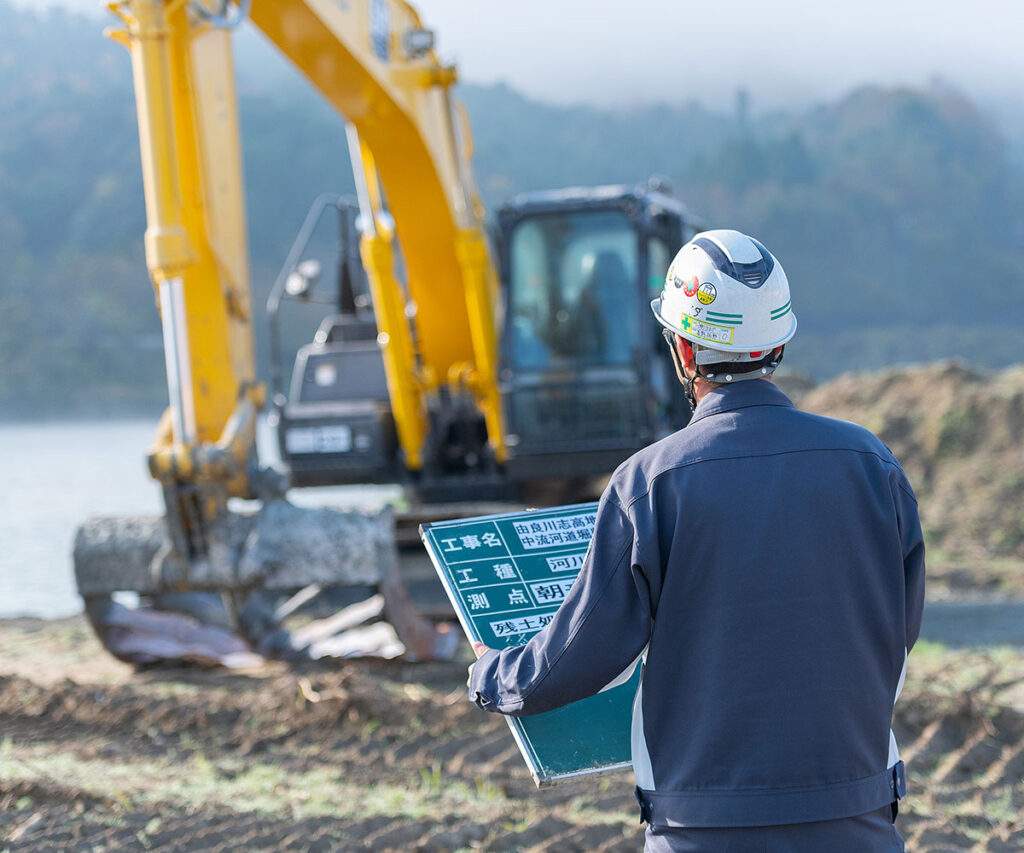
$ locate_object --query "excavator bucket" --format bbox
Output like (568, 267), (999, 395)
(73, 501), (456, 666)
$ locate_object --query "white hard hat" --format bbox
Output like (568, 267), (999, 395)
(651, 229), (796, 357)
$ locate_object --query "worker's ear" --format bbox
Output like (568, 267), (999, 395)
(676, 336), (696, 374)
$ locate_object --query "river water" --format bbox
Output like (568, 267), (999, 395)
(0, 418), (398, 619)
(0, 420), (162, 617)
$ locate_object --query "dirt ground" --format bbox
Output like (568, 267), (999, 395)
(1, 617), (1023, 852)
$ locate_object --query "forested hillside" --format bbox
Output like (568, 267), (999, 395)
(1, 2), (1022, 416)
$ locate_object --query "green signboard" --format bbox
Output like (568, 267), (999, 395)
(420, 503), (640, 786)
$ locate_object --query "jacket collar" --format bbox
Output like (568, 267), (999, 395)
(687, 379), (795, 426)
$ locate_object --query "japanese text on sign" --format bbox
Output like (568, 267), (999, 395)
(529, 579), (575, 604)
(512, 513), (596, 551)
(546, 553), (585, 573)
(439, 532), (502, 554)
(490, 613), (555, 638)
(421, 504), (598, 650)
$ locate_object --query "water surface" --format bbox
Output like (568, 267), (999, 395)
(0, 418), (397, 618)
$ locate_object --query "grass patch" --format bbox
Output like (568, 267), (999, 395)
(0, 741), (517, 823)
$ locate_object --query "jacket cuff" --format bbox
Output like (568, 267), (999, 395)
(468, 648), (500, 710)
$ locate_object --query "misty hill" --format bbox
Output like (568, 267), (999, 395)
(1, 2), (1023, 416)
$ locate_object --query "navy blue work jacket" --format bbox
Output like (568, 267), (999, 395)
(469, 380), (925, 828)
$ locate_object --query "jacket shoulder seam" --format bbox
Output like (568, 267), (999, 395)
(622, 446), (907, 511)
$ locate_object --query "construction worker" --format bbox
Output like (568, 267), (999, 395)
(468, 230), (924, 852)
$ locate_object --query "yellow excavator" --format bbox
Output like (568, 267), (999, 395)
(74, 0), (700, 664)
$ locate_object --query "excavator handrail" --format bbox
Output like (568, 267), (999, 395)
(266, 192), (348, 403)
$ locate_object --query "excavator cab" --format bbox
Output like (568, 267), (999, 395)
(271, 181), (700, 499)
(497, 182), (699, 486)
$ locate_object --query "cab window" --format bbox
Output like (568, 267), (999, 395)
(508, 211), (638, 368)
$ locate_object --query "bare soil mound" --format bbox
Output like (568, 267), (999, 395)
(793, 362), (1024, 591)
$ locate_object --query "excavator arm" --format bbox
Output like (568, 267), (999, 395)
(110, 0), (504, 493)
(106, 0), (261, 508)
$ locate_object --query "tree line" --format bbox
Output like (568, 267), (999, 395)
(1, 2), (1021, 416)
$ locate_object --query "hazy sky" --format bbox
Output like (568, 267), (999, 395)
(414, 0), (1024, 113)
(23, 0), (1024, 114)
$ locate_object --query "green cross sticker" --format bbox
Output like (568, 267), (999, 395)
(680, 315), (692, 331)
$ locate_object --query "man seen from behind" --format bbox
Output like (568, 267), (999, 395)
(468, 229), (924, 852)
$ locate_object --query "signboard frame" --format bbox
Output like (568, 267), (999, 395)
(420, 503), (638, 786)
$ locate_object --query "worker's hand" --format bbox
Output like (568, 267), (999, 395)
(466, 641), (491, 688)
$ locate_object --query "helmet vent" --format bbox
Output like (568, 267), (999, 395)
(692, 236), (775, 289)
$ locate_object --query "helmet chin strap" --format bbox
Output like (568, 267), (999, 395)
(681, 371), (699, 412)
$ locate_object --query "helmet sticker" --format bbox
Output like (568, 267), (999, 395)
(697, 282), (717, 305)
(683, 276), (700, 297)
(679, 314), (735, 345)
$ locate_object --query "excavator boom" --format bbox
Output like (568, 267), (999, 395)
(251, 0), (506, 470)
